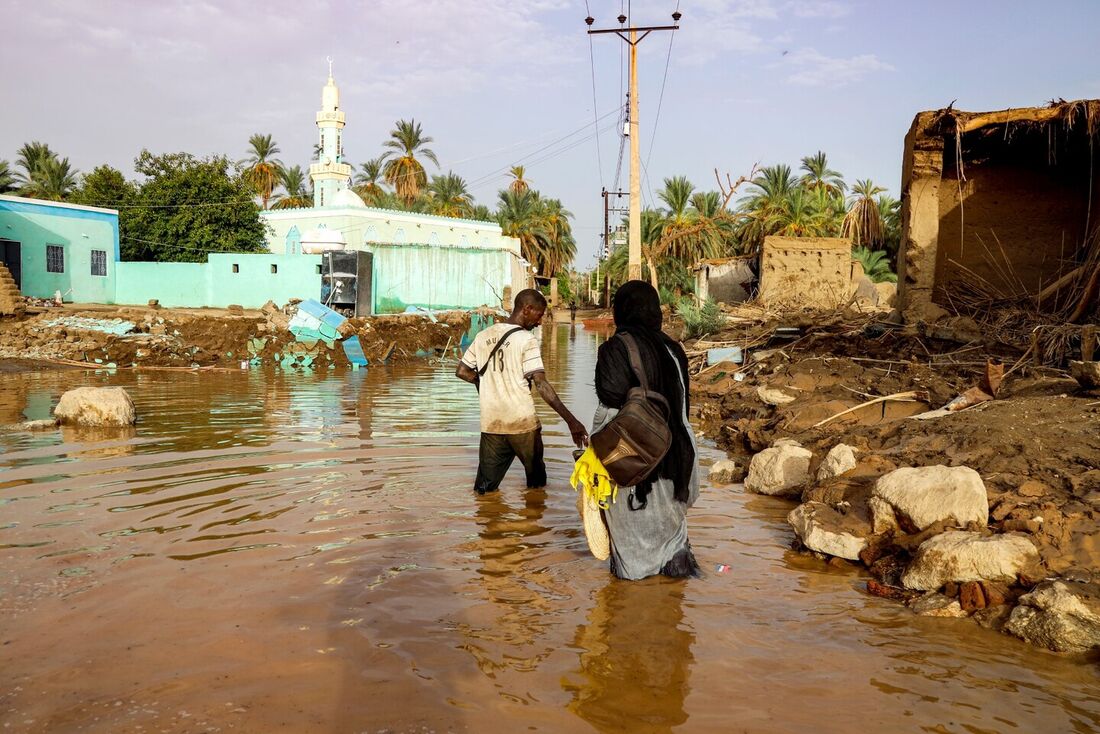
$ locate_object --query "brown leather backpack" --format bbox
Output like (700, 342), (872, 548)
(590, 333), (673, 487)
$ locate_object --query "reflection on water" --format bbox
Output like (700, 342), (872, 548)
(1, 325), (1099, 733)
(564, 579), (693, 734)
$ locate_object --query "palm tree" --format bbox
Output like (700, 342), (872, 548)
(538, 197), (577, 275)
(353, 157), (387, 205)
(0, 160), (14, 193)
(507, 165), (530, 194)
(799, 151), (846, 196)
(20, 156), (80, 201)
(382, 119), (439, 206)
(653, 177), (725, 264)
(242, 133), (282, 210)
(271, 165), (312, 210)
(498, 189), (552, 274)
(427, 171), (472, 217)
(734, 164), (799, 253)
(14, 142), (57, 188)
(765, 188), (830, 237)
(852, 246), (897, 283)
(842, 179), (887, 248)
(877, 194), (902, 256)
(468, 204), (494, 222)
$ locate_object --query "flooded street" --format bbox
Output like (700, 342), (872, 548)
(2, 324), (1098, 733)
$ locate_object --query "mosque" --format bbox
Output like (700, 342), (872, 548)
(260, 65), (528, 313)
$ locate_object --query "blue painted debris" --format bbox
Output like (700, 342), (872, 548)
(706, 347), (743, 366)
(43, 316), (135, 336)
(342, 336), (369, 367)
(288, 299), (344, 347)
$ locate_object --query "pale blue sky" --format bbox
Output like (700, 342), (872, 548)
(3, 0), (1099, 267)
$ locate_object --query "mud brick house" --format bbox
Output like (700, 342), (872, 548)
(897, 100), (1100, 324)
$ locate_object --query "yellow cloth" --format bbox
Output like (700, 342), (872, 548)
(570, 446), (619, 509)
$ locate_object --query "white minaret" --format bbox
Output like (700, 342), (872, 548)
(309, 57), (352, 207)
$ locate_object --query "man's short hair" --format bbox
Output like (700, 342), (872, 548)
(514, 288), (548, 311)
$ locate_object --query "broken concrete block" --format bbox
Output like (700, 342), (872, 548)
(1070, 361), (1100, 391)
(757, 386), (796, 406)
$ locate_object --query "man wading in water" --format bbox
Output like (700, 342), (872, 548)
(456, 289), (588, 494)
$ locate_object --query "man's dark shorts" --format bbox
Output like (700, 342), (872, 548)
(474, 429), (546, 494)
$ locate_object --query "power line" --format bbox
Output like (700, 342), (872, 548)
(585, 0), (605, 189)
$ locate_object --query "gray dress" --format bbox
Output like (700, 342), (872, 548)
(592, 353), (699, 580)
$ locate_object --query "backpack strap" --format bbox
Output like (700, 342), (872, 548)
(619, 333), (650, 391)
(478, 326), (525, 377)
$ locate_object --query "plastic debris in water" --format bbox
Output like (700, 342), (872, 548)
(715, 564), (730, 574)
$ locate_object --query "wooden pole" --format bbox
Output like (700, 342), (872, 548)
(1083, 324), (1096, 362)
(627, 30), (641, 282)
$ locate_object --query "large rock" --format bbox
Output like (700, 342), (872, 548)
(53, 387), (136, 427)
(787, 501), (869, 560)
(817, 444), (857, 481)
(1005, 580), (1100, 653)
(745, 443), (812, 496)
(901, 531), (1039, 591)
(874, 282), (897, 308)
(870, 465), (988, 533)
(708, 459), (745, 485)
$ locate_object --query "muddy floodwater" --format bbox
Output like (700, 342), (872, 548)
(2, 325), (1098, 733)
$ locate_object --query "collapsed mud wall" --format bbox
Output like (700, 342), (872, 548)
(898, 100), (1100, 324)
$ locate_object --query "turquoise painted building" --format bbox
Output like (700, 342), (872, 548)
(0, 194), (324, 309)
(0, 195), (119, 303)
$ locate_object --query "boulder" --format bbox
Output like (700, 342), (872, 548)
(787, 501), (869, 560)
(708, 459), (745, 485)
(1069, 361), (1100, 391)
(757, 386), (796, 406)
(870, 465), (988, 533)
(874, 282), (897, 308)
(909, 592), (968, 618)
(1005, 580), (1100, 653)
(745, 443), (812, 497)
(53, 387), (136, 427)
(901, 531), (1039, 591)
(817, 444), (857, 481)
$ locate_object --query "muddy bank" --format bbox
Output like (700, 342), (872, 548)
(687, 303), (1100, 655)
(0, 302), (481, 370)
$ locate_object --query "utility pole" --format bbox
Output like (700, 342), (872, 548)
(601, 187), (628, 307)
(587, 10), (680, 282)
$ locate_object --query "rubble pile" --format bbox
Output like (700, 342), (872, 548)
(686, 302), (1100, 655)
(0, 301), (479, 371)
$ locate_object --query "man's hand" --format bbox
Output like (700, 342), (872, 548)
(456, 362), (478, 385)
(567, 418), (589, 449)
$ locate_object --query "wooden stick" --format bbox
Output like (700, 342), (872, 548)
(812, 391), (921, 429)
(1083, 324), (1096, 362)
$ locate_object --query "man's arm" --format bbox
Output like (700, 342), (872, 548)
(529, 370), (588, 448)
(456, 362), (478, 384)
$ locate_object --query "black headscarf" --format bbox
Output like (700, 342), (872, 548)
(594, 281), (695, 505)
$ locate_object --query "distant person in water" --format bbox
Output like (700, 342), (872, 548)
(593, 280), (700, 579)
(456, 289), (588, 495)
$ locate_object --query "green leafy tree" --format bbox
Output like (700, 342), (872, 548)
(271, 165), (312, 210)
(353, 157), (387, 205)
(877, 194), (902, 258)
(69, 165), (135, 208)
(382, 119), (439, 206)
(427, 171), (472, 217)
(20, 156), (80, 201)
(0, 160), (14, 193)
(852, 246), (897, 283)
(799, 151), (846, 196)
(13, 142), (57, 188)
(496, 189), (575, 277)
(242, 133), (282, 210)
(125, 150), (267, 262)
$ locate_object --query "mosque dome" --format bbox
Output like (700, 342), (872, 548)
(300, 228), (347, 254)
(329, 188), (367, 208)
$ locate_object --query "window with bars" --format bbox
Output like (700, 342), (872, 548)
(46, 245), (64, 273)
(91, 250), (107, 277)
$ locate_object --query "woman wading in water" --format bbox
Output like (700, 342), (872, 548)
(593, 281), (700, 580)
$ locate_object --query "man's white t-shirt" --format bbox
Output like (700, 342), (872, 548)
(461, 323), (545, 434)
